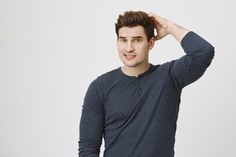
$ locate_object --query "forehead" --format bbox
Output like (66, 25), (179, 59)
(118, 26), (146, 38)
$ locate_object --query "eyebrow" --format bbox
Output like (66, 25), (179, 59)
(119, 36), (143, 39)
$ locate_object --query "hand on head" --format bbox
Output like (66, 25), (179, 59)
(148, 12), (172, 40)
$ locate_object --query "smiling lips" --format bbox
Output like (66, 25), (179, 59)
(124, 54), (136, 60)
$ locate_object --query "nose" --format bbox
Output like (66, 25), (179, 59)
(125, 42), (134, 52)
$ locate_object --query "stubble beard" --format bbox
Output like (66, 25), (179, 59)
(124, 61), (142, 67)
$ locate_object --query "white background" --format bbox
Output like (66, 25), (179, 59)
(0, 0), (235, 157)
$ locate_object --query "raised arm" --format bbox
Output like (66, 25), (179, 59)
(78, 78), (105, 157)
(149, 12), (215, 89)
(148, 12), (190, 41)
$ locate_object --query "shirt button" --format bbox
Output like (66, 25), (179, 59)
(138, 89), (142, 94)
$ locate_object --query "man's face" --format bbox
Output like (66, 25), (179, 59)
(117, 26), (154, 68)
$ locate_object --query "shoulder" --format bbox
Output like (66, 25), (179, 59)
(99, 67), (120, 80)
(86, 67), (120, 101)
(90, 67), (121, 88)
(152, 61), (175, 74)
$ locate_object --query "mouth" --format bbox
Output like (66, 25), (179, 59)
(124, 54), (136, 60)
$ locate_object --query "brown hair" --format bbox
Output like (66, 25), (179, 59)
(115, 11), (155, 41)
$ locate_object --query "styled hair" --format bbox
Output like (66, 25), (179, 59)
(115, 11), (155, 41)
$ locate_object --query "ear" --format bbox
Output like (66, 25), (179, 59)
(148, 37), (155, 50)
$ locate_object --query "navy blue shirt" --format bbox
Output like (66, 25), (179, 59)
(79, 32), (215, 157)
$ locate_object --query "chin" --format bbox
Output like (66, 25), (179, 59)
(123, 61), (142, 67)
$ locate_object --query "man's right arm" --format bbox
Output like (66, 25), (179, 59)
(149, 12), (215, 88)
(78, 78), (105, 157)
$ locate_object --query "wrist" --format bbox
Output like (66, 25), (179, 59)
(166, 22), (176, 34)
(166, 22), (189, 42)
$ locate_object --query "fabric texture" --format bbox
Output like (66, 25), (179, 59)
(78, 31), (215, 157)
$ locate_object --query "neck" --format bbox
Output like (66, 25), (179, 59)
(121, 62), (150, 77)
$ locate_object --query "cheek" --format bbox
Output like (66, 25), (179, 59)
(117, 47), (124, 57)
(117, 43), (124, 52)
(137, 44), (149, 54)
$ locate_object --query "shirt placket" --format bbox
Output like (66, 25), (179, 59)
(136, 77), (142, 95)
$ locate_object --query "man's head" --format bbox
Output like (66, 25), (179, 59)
(115, 11), (156, 68)
(115, 11), (155, 41)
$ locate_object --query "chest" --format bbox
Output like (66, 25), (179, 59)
(103, 76), (170, 127)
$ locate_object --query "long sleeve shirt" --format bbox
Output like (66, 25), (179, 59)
(78, 31), (215, 157)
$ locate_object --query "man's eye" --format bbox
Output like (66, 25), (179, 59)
(120, 39), (127, 42)
(134, 39), (141, 42)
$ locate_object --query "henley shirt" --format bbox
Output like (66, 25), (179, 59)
(78, 31), (215, 157)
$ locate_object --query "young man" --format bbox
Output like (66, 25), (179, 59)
(78, 11), (215, 157)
